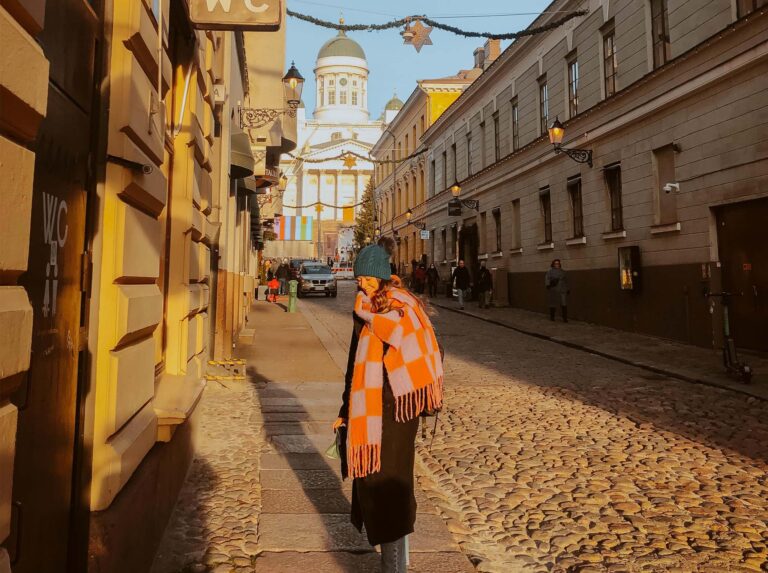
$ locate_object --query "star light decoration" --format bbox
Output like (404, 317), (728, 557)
(401, 18), (433, 52)
(342, 153), (358, 169)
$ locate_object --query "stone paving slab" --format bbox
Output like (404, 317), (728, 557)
(258, 514), (371, 552)
(252, 551), (380, 572)
(261, 452), (332, 470)
(263, 421), (332, 435)
(268, 433), (336, 454)
(261, 488), (352, 514)
(260, 469), (342, 490)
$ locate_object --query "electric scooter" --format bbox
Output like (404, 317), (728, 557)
(706, 291), (753, 383)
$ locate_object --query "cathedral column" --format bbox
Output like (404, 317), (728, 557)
(334, 170), (339, 221)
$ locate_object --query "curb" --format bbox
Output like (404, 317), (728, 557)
(431, 301), (767, 402)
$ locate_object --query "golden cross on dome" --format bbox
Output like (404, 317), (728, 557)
(409, 19), (433, 53)
(343, 153), (358, 169)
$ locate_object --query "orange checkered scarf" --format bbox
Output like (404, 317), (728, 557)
(347, 284), (444, 478)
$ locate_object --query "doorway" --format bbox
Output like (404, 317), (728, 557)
(9, 1), (100, 571)
(715, 197), (768, 352)
(458, 223), (479, 298)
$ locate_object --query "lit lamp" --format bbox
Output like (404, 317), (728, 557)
(406, 208), (426, 230)
(447, 180), (479, 215)
(240, 63), (305, 128)
(548, 116), (593, 167)
(278, 173), (288, 192)
(283, 61), (304, 109)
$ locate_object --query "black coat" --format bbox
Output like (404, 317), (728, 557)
(477, 268), (492, 292)
(452, 266), (471, 290)
(339, 314), (418, 546)
(276, 264), (289, 279)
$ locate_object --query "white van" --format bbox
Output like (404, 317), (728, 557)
(332, 262), (354, 280)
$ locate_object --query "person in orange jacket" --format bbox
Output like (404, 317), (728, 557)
(267, 276), (279, 303)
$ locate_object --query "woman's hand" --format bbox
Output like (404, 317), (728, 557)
(332, 417), (346, 431)
(354, 292), (374, 323)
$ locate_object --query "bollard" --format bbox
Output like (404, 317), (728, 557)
(287, 279), (298, 313)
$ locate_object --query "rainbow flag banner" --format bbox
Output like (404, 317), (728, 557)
(274, 216), (314, 241)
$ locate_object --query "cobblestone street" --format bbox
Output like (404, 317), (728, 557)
(300, 282), (768, 573)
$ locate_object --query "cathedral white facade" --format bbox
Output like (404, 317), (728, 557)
(276, 28), (401, 260)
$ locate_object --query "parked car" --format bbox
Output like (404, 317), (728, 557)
(289, 258), (310, 279)
(297, 263), (337, 298)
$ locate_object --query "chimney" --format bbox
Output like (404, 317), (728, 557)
(473, 47), (485, 69)
(483, 39), (501, 68)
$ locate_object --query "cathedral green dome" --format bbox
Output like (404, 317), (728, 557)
(317, 31), (366, 60)
(384, 94), (404, 111)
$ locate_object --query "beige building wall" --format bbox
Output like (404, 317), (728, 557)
(423, 0), (768, 344)
(0, 2), (48, 570)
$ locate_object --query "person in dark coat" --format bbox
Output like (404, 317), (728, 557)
(275, 260), (289, 295)
(545, 259), (570, 322)
(414, 264), (427, 294)
(451, 259), (472, 310)
(477, 260), (493, 309)
(335, 244), (443, 573)
(426, 263), (440, 298)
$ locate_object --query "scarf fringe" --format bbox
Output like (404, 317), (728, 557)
(348, 443), (381, 479)
(394, 375), (444, 423)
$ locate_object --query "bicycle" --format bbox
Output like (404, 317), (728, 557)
(706, 291), (753, 383)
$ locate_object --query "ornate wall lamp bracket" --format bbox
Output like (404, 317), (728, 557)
(548, 117), (593, 168)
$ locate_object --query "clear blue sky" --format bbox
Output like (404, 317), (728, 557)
(286, 0), (553, 118)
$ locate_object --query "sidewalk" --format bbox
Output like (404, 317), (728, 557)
(152, 297), (473, 573)
(431, 299), (768, 401)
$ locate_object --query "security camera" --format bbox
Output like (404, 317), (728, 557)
(663, 182), (680, 194)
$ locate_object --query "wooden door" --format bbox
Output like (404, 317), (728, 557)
(716, 197), (768, 352)
(10, 1), (99, 571)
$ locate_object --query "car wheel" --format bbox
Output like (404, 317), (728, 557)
(331, 292), (337, 298)
(325, 292), (330, 297)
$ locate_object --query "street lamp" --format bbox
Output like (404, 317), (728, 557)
(405, 208), (426, 230)
(447, 180), (479, 214)
(548, 116), (593, 167)
(240, 62), (305, 128)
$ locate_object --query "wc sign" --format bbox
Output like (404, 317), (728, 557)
(188, 0), (282, 30)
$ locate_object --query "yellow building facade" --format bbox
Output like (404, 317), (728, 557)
(371, 75), (476, 272)
(0, 1), (292, 571)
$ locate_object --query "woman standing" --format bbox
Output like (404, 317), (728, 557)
(545, 258), (570, 322)
(335, 244), (444, 572)
(426, 263), (440, 298)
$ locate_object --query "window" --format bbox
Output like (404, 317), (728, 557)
(328, 90), (335, 105)
(331, 131), (342, 141)
(510, 98), (519, 151)
(604, 164), (624, 231)
(653, 144), (678, 224)
(511, 199), (522, 249)
(479, 212), (488, 253)
(650, 0), (671, 68)
(539, 77), (549, 135)
(441, 228), (447, 260)
(540, 188), (552, 243)
(493, 112), (500, 162)
(568, 177), (584, 238)
(340, 90), (347, 104)
(466, 132), (473, 176)
(329, 78), (334, 86)
(567, 55), (579, 117)
(352, 91), (358, 105)
(352, 79), (357, 86)
(420, 115), (425, 135)
(442, 151), (447, 192)
(493, 208), (502, 252)
(737, 0), (768, 16)
(603, 26), (617, 98)
(451, 143), (457, 185)
(430, 159), (436, 196)
(480, 121), (487, 168)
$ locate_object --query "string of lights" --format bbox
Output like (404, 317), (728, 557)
(285, 147), (428, 165)
(286, 9), (588, 40)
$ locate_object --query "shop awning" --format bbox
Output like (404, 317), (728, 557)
(230, 129), (255, 179)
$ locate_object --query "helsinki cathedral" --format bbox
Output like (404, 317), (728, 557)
(278, 25), (402, 260)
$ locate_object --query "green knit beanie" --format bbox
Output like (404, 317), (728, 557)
(354, 245), (392, 280)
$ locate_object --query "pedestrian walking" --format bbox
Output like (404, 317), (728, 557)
(452, 260), (472, 310)
(426, 263), (439, 298)
(276, 259), (289, 295)
(414, 264), (427, 295)
(334, 244), (444, 573)
(267, 276), (279, 303)
(477, 261), (493, 309)
(545, 259), (570, 322)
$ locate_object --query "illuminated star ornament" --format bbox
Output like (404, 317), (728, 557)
(343, 153), (358, 169)
(408, 19), (433, 52)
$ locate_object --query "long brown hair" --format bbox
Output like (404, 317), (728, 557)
(369, 277), (431, 317)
